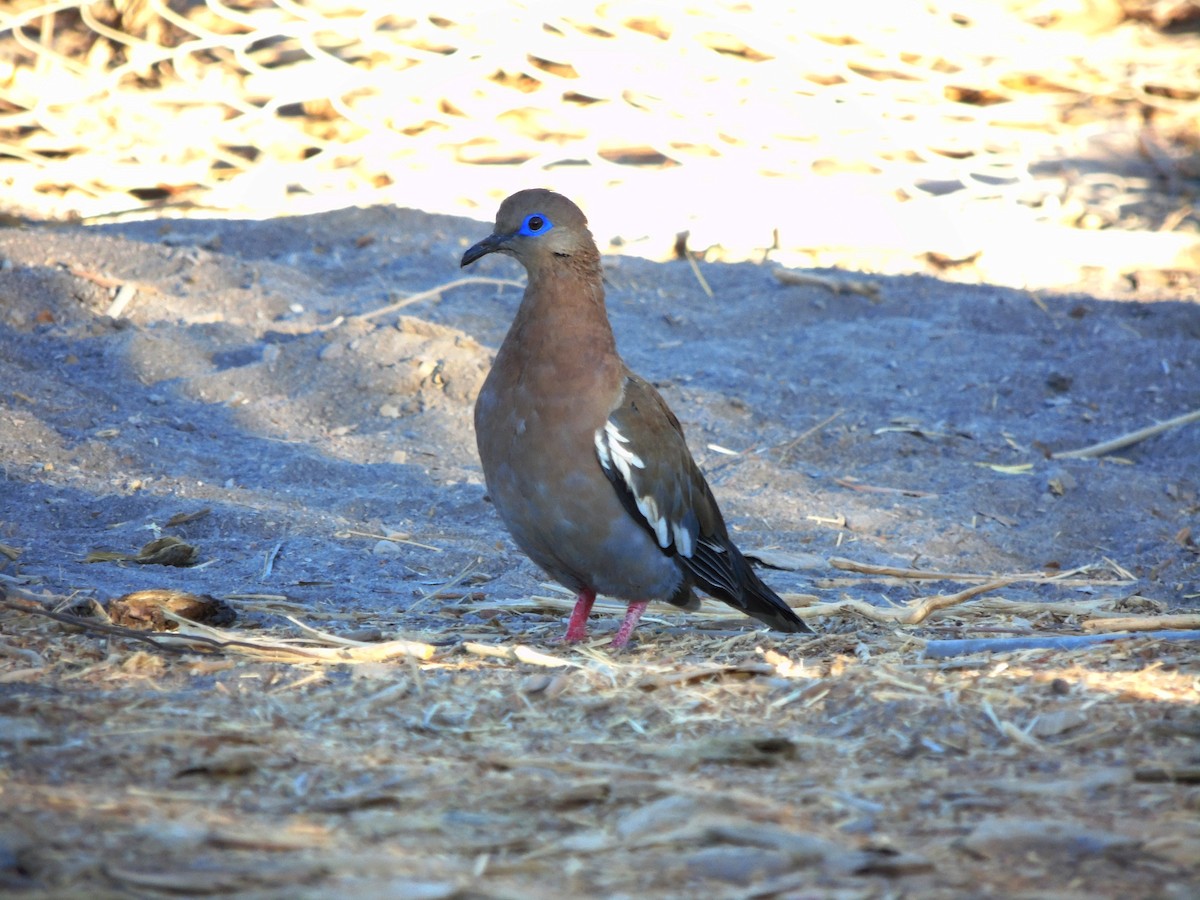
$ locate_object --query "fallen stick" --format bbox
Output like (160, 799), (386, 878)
(777, 408), (844, 464)
(408, 555), (482, 613)
(1135, 765), (1200, 784)
(773, 267), (881, 299)
(799, 579), (1016, 625)
(828, 556), (1133, 586)
(0, 593), (439, 662)
(355, 276), (525, 321)
(462, 641), (575, 667)
(1051, 408), (1200, 459)
(673, 231), (714, 298)
(636, 662), (776, 689)
(164, 612), (438, 662)
(685, 249), (714, 299)
(922, 629), (1200, 658)
(0, 595), (205, 655)
(1082, 613), (1200, 633)
(833, 476), (936, 498)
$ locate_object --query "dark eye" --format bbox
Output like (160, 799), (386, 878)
(519, 213), (553, 236)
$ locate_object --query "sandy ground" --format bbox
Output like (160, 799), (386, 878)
(0, 203), (1198, 896)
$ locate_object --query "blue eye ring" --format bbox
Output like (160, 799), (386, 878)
(518, 213), (553, 236)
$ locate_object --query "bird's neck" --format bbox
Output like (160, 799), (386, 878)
(511, 265), (616, 356)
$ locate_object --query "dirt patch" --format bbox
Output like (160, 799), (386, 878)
(1, 207), (1198, 896)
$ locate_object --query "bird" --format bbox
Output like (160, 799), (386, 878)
(461, 189), (813, 648)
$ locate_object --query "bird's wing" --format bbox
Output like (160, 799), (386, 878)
(594, 374), (811, 633)
(594, 375), (740, 595)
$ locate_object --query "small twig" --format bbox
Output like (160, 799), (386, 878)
(354, 276), (525, 321)
(0, 578), (55, 605)
(831, 555), (975, 579)
(833, 476), (936, 498)
(777, 408), (844, 464)
(1, 592), (437, 663)
(0, 596), (195, 655)
(685, 250), (714, 298)
(408, 556), (482, 612)
(335, 529), (443, 552)
(799, 579), (1017, 625)
(462, 642), (576, 667)
(828, 556), (1134, 586)
(164, 612), (438, 662)
(283, 616), (375, 647)
(1135, 765), (1200, 784)
(919, 623), (1037, 636)
(261, 540), (283, 579)
(673, 230), (713, 298)
(62, 263), (124, 290)
(773, 267), (881, 300)
(1051, 408), (1200, 459)
(61, 263), (158, 313)
(636, 662), (775, 689)
(105, 283), (137, 318)
(982, 700), (1044, 750)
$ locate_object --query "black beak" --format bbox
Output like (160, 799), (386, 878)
(461, 232), (509, 268)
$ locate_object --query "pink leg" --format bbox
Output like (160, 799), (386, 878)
(564, 588), (596, 643)
(610, 601), (649, 649)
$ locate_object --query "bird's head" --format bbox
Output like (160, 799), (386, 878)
(461, 189), (595, 271)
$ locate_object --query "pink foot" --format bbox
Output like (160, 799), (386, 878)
(563, 589), (596, 643)
(610, 601), (649, 649)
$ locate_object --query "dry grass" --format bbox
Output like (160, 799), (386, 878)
(2, 0), (1199, 289)
(2, 558), (1198, 896)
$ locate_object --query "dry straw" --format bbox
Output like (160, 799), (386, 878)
(2, 1), (1198, 287)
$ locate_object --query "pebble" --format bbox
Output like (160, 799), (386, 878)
(319, 342), (345, 361)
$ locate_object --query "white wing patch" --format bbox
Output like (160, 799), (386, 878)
(673, 522), (694, 557)
(597, 418), (703, 557)
(597, 420), (679, 549)
(596, 420), (645, 479)
(636, 493), (669, 548)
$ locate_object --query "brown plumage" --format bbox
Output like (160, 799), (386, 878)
(462, 189), (813, 647)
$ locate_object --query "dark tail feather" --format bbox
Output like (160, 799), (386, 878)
(687, 541), (813, 634)
(736, 565), (813, 633)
